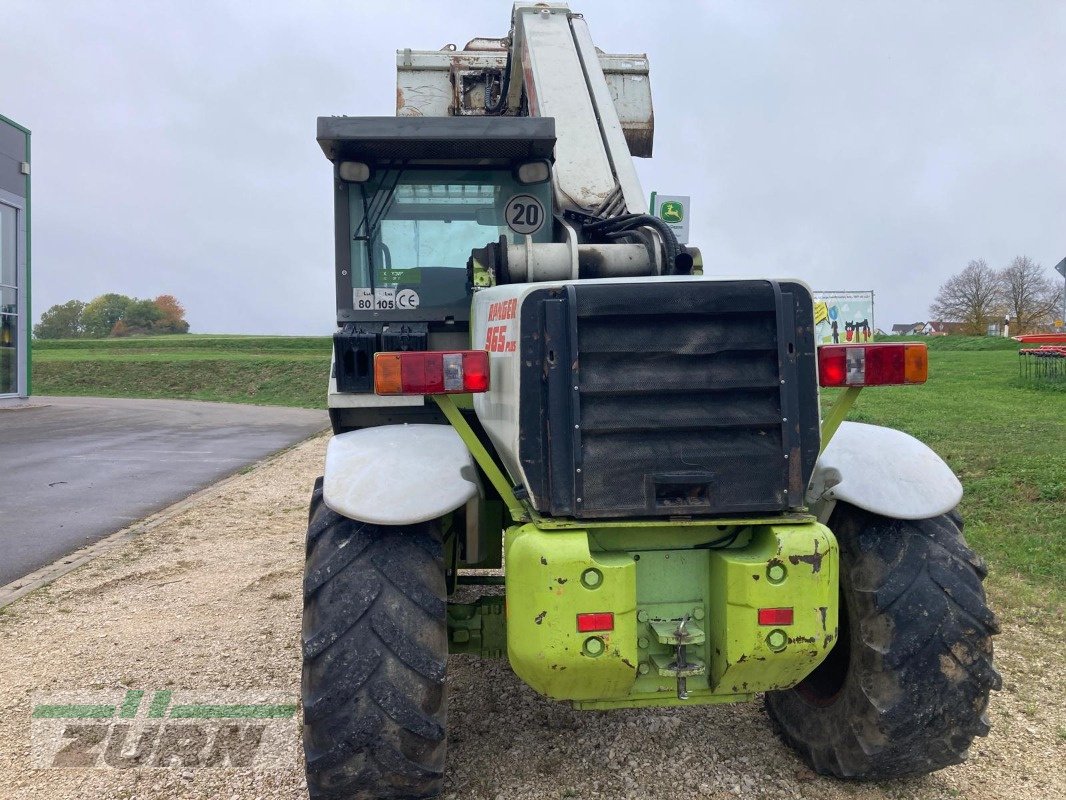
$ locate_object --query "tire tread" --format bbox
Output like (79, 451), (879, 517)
(765, 505), (1001, 779)
(302, 480), (446, 799)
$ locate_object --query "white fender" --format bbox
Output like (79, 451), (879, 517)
(807, 421), (962, 521)
(324, 424), (480, 525)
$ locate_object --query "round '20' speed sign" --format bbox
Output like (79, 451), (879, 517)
(505, 194), (546, 236)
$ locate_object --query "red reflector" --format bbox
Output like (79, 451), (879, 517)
(374, 350), (490, 395)
(818, 344), (927, 387)
(399, 351), (443, 394)
(758, 607), (794, 626)
(862, 344), (906, 385)
(576, 612), (615, 633)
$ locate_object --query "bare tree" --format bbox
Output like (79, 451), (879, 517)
(998, 256), (1063, 333)
(929, 259), (1001, 335)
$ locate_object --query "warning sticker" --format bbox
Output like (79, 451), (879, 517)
(354, 287), (396, 311)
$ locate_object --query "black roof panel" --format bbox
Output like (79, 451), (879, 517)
(317, 116), (556, 163)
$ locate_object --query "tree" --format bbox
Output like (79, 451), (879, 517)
(929, 259), (1001, 335)
(33, 300), (86, 339)
(117, 298), (165, 335)
(38, 292), (190, 339)
(152, 294), (190, 334)
(82, 293), (134, 338)
(997, 256), (1062, 333)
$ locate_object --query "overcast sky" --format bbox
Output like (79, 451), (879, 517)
(3, 1), (1064, 334)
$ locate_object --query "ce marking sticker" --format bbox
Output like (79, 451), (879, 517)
(505, 194), (546, 236)
(396, 289), (420, 309)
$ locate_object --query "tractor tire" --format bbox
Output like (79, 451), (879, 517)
(302, 477), (447, 800)
(764, 504), (1001, 779)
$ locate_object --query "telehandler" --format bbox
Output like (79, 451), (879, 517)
(302, 5), (1000, 797)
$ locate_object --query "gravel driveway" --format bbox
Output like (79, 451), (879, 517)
(0, 434), (1062, 799)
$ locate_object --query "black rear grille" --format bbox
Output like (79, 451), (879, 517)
(518, 280), (820, 519)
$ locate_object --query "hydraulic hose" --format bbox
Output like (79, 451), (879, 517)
(603, 227), (657, 274)
(585, 213), (682, 275)
(484, 51), (512, 115)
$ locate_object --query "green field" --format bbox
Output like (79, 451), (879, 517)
(823, 336), (1064, 610)
(31, 333), (1065, 608)
(33, 335), (331, 407)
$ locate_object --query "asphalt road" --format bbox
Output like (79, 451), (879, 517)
(0, 396), (328, 586)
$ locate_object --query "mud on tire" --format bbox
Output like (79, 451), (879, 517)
(302, 477), (447, 799)
(765, 504), (1001, 779)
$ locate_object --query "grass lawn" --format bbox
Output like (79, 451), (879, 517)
(30, 333), (1065, 609)
(32, 335), (331, 408)
(824, 336), (1064, 611)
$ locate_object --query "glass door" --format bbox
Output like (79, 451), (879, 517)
(0, 201), (19, 396)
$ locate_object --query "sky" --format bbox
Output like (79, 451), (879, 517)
(2, 0), (1065, 335)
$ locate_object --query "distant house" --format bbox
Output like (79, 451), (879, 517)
(926, 321), (969, 336)
(890, 321), (970, 336)
(891, 322), (925, 335)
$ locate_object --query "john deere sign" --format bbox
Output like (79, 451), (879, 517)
(649, 192), (690, 244)
(660, 200), (684, 223)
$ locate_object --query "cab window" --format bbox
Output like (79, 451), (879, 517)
(347, 168), (551, 314)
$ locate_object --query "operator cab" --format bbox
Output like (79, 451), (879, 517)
(318, 116), (555, 407)
(346, 166), (552, 323)
(319, 116), (555, 332)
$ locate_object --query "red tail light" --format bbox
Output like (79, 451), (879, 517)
(818, 343), (928, 387)
(374, 351), (490, 395)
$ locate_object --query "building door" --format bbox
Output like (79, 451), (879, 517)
(1, 199), (21, 396)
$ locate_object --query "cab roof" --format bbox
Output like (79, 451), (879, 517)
(317, 116), (556, 163)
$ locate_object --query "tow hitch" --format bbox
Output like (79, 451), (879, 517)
(649, 615), (705, 700)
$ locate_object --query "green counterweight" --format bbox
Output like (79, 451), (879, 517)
(499, 520), (839, 709)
